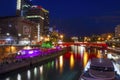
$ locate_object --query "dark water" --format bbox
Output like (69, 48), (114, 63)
(0, 46), (112, 80)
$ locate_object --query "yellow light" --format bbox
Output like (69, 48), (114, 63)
(60, 35), (64, 39)
(107, 35), (112, 40)
(40, 36), (44, 40)
(98, 37), (101, 41)
(70, 53), (74, 69)
(23, 46), (32, 50)
(112, 45), (115, 48)
(44, 37), (50, 41)
(41, 8), (49, 13)
(83, 52), (88, 68)
(10, 46), (17, 53)
(59, 56), (63, 73)
(108, 35), (111, 38)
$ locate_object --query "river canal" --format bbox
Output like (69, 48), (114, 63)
(0, 45), (119, 80)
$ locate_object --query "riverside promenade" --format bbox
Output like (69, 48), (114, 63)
(0, 47), (67, 75)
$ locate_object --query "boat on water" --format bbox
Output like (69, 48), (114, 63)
(80, 58), (115, 80)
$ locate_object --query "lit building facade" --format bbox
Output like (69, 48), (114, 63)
(0, 17), (18, 37)
(16, 17), (37, 44)
(16, 0), (31, 16)
(16, 0), (50, 39)
(26, 5), (49, 37)
(115, 25), (120, 38)
(0, 0), (50, 44)
(0, 17), (37, 44)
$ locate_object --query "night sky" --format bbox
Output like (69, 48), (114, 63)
(1, 0), (120, 37)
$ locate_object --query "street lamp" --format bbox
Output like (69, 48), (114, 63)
(6, 33), (10, 36)
(18, 33), (21, 37)
(107, 35), (112, 40)
(60, 35), (64, 39)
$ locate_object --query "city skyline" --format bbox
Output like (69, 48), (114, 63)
(1, 0), (120, 36)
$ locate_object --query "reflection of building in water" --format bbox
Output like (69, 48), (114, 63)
(71, 45), (74, 52)
(71, 45), (78, 53)
(55, 59), (59, 70)
(71, 45), (85, 55)
(71, 45), (87, 67)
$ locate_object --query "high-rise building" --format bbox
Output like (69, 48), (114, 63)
(115, 25), (120, 38)
(16, 0), (50, 38)
(16, 0), (32, 16)
(26, 5), (49, 37)
(16, 0), (49, 42)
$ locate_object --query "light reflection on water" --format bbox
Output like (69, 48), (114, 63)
(27, 70), (31, 80)
(70, 53), (75, 69)
(39, 66), (43, 75)
(3, 45), (105, 80)
(59, 55), (63, 73)
(39, 66), (43, 80)
(34, 67), (37, 77)
(83, 51), (88, 68)
(55, 59), (58, 70)
(17, 74), (21, 80)
(5, 77), (10, 80)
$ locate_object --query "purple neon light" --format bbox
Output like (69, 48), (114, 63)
(16, 48), (42, 59)
(16, 47), (62, 59)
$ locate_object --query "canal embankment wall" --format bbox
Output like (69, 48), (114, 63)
(0, 45), (41, 60)
(0, 48), (68, 75)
